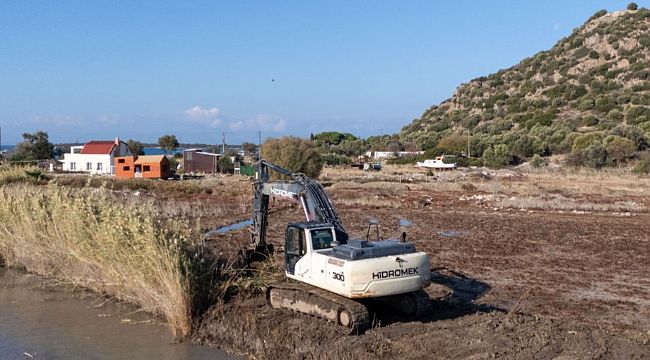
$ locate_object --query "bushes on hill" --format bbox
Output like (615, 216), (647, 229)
(483, 145), (512, 168)
(625, 106), (650, 125)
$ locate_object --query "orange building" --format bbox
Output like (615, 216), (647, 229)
(114, 155), (171, 179)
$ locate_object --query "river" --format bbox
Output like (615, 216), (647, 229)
(0, 268), (235, 360)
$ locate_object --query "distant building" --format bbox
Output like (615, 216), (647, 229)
(61, 138), (132, 175)
(183, 149), (221, 173)
(114, 155), (170, 179)
(365, 151), (424, 160)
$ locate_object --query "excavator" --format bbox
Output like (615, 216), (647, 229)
(250, 160), (431, 333)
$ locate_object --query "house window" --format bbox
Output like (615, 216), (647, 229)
(186, 152), (192, 160)
(143, 165), (151, 172)
(123, 166), (130, 171)
(70, 162), (76, 171)
(118, 158), (125, 164)
(97, 163), (103, 171)
(86, 162), (92, 171)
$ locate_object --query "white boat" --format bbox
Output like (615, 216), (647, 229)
(416, 156), (456, 170)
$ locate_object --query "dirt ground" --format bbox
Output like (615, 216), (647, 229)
(191, 167), (650, 359)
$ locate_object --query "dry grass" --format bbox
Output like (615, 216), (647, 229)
(491, 194), (646, 213)
(0, 182), (197, 339)
(323, 165), (650, 198)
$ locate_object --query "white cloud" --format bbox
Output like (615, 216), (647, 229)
(272, 119), (286, 132)
(228, 114), (286, 133)
(183, 105), (221, 127)
(184, 105), (220, 118)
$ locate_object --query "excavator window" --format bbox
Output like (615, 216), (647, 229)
(285, 227), (305, 275)
(311, 228), (334, 250)
(286, 227), (305, 255)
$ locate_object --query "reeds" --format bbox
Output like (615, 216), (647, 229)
(0, 182), (195, 339)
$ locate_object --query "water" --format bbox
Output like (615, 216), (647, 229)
(204, 219), (253, 238)
(0, 269), (236, 360)
(399, 219), (413, 227)
(438, 230), (470, 238)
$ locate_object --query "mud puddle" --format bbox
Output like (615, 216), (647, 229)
(205, 219), (253, 238)
(438, 229), (470, 238)
(0, 269), (237, 360)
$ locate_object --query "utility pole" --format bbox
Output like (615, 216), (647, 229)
(258, 131), (262, 159)
(467, 130), (471, 158)
(222, 132), (225, 155)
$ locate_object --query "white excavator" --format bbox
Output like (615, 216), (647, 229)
(249, 160), (432, 333)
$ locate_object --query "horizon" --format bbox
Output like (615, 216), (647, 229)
(1, 1), (646, 145)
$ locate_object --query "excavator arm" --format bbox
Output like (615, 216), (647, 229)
(250, 160), (349, 252)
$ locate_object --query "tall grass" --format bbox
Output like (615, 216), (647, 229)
(0, 182), (196, 339)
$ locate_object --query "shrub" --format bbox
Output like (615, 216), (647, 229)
(217, 155), (234, 174)
(567, 143), (608, 168)
(582, 116), (599, 126)
(588, 10), (608, 21)
(589, 50), (600, 59)
(530, 154), (547, 168)
(605, 136), (636, 164)
(483, 144), (512, 168)
(321, 153), (353, 166)
(627, 2), (638, 10)
(633, 158), (650, 174)
(625, 106), (650, 125)
(572, 133), (603, 152)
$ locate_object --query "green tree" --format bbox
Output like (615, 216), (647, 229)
(261, 136), (323, 178)
(627, 2), (638, 10)
(12, 131), (54, 161)
(605, 136), (636, 164)
(482, 144), (511, 168)
(158, 134), (179, 154)
(127, 139), (145, 155)
(218, 155), (234, 174)
(313, 132), (358, 146)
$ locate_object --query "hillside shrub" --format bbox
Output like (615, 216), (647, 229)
(605, 136), (636, 164)
(633, 158), (650, 174)
(572, 133), (603, 152)
(321, 153), (353, 166)
(628, 2), (639, 11)
(582, 116), (599, 126)
(530, 154), (548, 168)
(625, 106), (650, 125)
(483, 144), (512, 168)
(566, 143), (608, 168)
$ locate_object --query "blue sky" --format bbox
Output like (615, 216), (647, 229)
(0, 1), (644, 145)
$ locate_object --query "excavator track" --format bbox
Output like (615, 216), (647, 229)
(266, 283), (370, 334)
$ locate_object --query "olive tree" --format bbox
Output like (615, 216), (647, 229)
(261, 136), (323, 178)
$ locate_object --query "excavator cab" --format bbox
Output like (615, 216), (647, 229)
(285, 222), (336, 274)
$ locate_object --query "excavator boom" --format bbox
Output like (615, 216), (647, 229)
(251, 160), (348, 251)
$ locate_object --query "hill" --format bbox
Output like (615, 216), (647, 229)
(400, 7), (650, 168)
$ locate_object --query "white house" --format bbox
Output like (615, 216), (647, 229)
(62, 138), (132, 175)
(365, 151), (424, 160)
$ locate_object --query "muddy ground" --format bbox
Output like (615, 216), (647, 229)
(190, 168), (650, 359)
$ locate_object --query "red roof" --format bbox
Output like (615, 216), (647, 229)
(81, 141), (116, 155)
